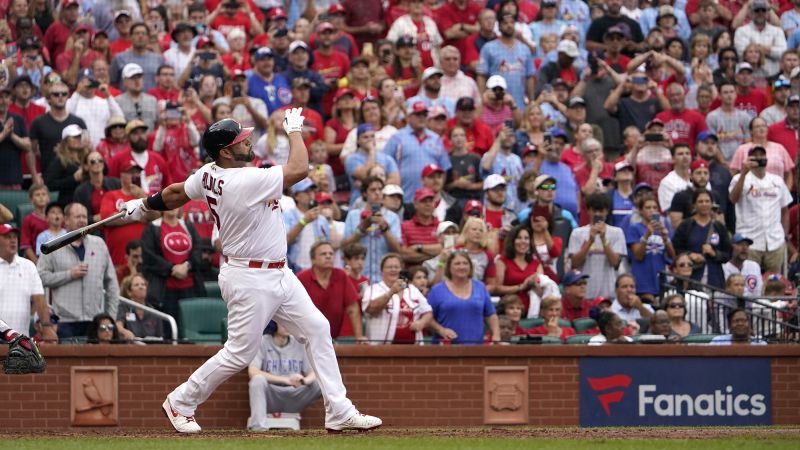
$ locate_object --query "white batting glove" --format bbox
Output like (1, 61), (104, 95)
(283, 107), (305, 134)
(119, 198), (148, 222)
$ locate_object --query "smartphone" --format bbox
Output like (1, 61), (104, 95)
(532, 205), (550, 222)
(542, 83), (553, 93)
(232, 84), (242, 98)
(543, 133), (552, 145)
(371, 203), (381, 214)
(443, 235), (456, 249)
(199, 52), (216, 61)
(588, 52), (598, 75)
(363, 42), (374, 57)
(592, 215), (603, 224)
(504, 119), (513, 129)
(650, 213), (660, 223)
(309, 199), (317, 209)
(644, 133), (663, 142)
(757, 158), (768, 167)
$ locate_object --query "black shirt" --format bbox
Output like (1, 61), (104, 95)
(0, 112), (28, 185)
(448, 152), (482, 200)
(616, 96), (661, 132)
(586, 16), (644, 57)
(29, 113), (86, 174)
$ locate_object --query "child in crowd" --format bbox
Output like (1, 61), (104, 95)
(343, 243), (369, 296)
(408, 266), (430, 297)
(34, 202), (65, 257)
(20, 184), (50, 263)
(153, 103), (200, 183)
(309, 140), (336, 194)
(496, 295), (527, 336)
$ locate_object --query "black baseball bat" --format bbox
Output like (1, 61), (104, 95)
(40, 211), (127, 255)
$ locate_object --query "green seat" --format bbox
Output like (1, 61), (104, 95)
(518, 318), (542, 329)
(572, 317), (598, 334)
(681, 334), (719, 344)
(540, 335), (563, 344)
(177, 297), (227, 343)
(0, 190), (30, 224)
(565, 334), (596, 344)
(204, 281), (221, 298)
(16, 203), (34, 224)
(335, 336), (357, 344)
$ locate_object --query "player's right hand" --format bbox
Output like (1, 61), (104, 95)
(120, 198), (147, 222)
(283, 107), (305, 134)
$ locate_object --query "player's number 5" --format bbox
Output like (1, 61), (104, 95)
(207, 196), (221, 230)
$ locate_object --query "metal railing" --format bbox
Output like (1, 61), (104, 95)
(118, 296), (179, 345)
(659, 272), (800, 343)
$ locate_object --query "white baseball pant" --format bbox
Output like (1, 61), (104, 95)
(168, 265), (357, 427)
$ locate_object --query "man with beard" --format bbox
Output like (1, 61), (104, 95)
(667, 159), (718, 230)
(761, 78), (791, 126)
(477, 12), (535, 112)
(482, 174), (517, 254)
(723, 234), (763, 298)
(407, 67), (456, 118)
(585, 0), (644, 55)
(733, 0), (787, 76)
(107, 120), (171, 195)
(446, 97), (493, 156)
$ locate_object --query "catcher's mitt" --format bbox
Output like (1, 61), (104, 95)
(2, 335), (46, 375)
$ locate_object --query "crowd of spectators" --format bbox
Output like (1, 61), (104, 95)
(1, 0), (800, 346)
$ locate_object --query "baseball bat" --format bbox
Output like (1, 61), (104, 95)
(40, 211), (127, 255)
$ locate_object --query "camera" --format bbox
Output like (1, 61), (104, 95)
(588, 52), (599, 75)
(644, 133), (663, 142)
(543, 132), (552, 145)
(371, 203), (381, 214)
(650, 213), (660, 222)
(309, 199), (317, 208)
(504, 119), (513, 129)
(592, 215), (603, 224)
(199, 52), (216, 61)
(232, 84), (242, 98)
(756, 158), (768, 167)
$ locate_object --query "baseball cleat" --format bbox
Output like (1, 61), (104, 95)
(326, 413), (382, 433)
(162, 399), (202, 433)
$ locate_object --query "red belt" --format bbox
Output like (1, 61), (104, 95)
(223, 256), (285, 269)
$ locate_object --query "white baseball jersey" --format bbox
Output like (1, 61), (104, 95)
(184, 163), (286, 260)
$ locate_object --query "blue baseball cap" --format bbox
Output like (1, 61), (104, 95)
(633, 182), (653, 195)
(732, 233), (753, 245)
(562, 270), (590, 286)
(291, 178), (316, 194)
(357, 123), (374, 137)
(696, 130), (718, 143)
(548, 127), (568, 140)
(254, 47), (274, 60)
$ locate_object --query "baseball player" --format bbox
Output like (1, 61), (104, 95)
(1, 320), (46, 374)
(121, 109), (381, 433)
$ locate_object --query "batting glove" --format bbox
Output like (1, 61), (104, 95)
(283, 107), (305, 134)
(120, 198), (148, 222)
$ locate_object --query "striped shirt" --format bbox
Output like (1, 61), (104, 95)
(401, 216), (439, 246)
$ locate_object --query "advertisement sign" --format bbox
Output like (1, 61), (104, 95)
(579, 357), (772, 426)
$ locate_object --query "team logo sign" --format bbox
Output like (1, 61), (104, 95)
(580, 358), (771, 426)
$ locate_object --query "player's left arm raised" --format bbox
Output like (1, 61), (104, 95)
(282, 107), (310, 189)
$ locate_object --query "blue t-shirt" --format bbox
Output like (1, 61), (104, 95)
(538, 160), (579, 218)
(247, 73), (292, 115)
(344, 150), (400, 205)
(609, 189), (634, 228)
(427, 279), (496, 345)
(383, 127), (452, 202)
(477, 40), (535, 110)
(625, 220), (673, 295)
(481, 151), (524, 211)
(343, 207), (402, 283)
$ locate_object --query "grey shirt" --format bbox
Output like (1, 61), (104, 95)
(705, 108), (752, 161)
(250, 334), (311, 377)
(567, 224), (627, 299)
(37, 235), (119, 322)
(110, 50), (167, 92)
(115, 92), (159, 132)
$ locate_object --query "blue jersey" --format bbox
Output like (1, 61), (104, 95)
(477, 40), (535, 109)
(383, 127), (451, 203)
(247, 73), (292, 115)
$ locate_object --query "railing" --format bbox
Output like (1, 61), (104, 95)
(118, 296), (179, 345)
(659, 272), (800, 343)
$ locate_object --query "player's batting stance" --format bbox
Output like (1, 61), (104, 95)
(120, 109), (381, 433)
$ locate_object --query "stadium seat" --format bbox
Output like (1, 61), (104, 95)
(681, 334), (720, 344)
(565, 334), (595, 344)
(16, 203), (34, 224)
(335, 336), (357, 344)
(177, 297), (228, 343)
(204, 281), (221, 298)
(0, 190), (30, 224)
(518, 318), (542, 329)
(572, 317), (598, 333)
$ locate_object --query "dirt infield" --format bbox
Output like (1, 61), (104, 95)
(0, 427), (798, 440)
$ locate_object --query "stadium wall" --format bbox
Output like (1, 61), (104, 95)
(0, 345), (798, 429)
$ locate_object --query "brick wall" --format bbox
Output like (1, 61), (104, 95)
(1, 345), (797, 429)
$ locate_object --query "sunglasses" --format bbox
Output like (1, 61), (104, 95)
(775, 80), (791, 88)
(50, 92), (69, 98)
(537, 183), (556, 191)
(572, 281), (588, 286)
(676, 262), (692, 268)
(98, 324), (115, 332)
(89, 159), (104, 164)
(667, 303), (685, 309)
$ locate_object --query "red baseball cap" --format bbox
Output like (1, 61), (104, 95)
(690, 159), (709, 171)
(410, 101), (428, 114)
(62, 0), (80, 7)
(232, 69), (246, 78)
(196, 36), (213, 49)
(414, 187), (436, 202)
(317, 21), (335, 33)
(120, 160), (143, 173)
(464, 199), (483, 215)
(328, 4), (346, 15)
(0, 223), (19, 236)
(333, 88), (354, 103)
(592, 297), (612, 308)
(315, 192), (333, 204)
(268, 7), (287, 19)
(421, 163), (444, 178)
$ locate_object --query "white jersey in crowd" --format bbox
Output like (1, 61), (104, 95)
(184, 162), (286, 261)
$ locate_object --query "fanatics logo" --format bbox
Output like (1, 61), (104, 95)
(587, 374), (632, 416)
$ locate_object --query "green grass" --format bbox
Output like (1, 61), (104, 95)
(4, 434), (800, 450)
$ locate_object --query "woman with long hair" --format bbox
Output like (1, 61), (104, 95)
(43, 127), (89, 204)
(362, 254), (433, 345)
(514, 104), (547, 156)
(388, 36), (422, 99)
(116, 274), (165, 341)
(377, 77), (406, 129)
(673, 189), (731, 290)
(488, 225), (543, 316)
(527, 208), (562, 283)
(73, 150), (120, 224)
(324, 89), (359, 176)
(87, 313), (124, 344)
(743, 43), (769, 90)
(456, 217), (496, 283)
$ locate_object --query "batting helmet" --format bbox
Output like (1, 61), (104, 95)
(202, 119), (254, 160)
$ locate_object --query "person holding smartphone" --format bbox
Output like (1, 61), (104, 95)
(625, 196), (675, 304)
(422, 221), (460, 287)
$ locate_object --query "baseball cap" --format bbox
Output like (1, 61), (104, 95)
(105, 116), (127, 132)
(289, 40), (309, 53)
(61, 124), (83, 140)
(552, 78), (571, 89)
(436, 221), (458, 237)
(120, 160), (144, 173)
(522, 142), (539, 157)
(658, 5), (676, 19)
(633, 182), (653, 195)
(786, 94), (800, 106)
(414, 187), (436, 202)
(464, 199), (483, 215)
(268, 7), (287, 19)
(255, 47), (274, 60)
(291, 178), (317, 194)
(195, 36), (213, 49)
(604, 25), (627, 40)
(75, 24), (93, 35)
(562, 270), (590, 286)
(333, 87), (354, 103)
(317, 21), (335, 33)
(690, 159), (710, 171)
(12, 75), (33, 89)
(396, 35), (416, 47)
(614, 160), (634, 173)
(560, 24), (580, 37)
(748, 145), (767, 156)
(114, 10), (131, 21)
(0, 223), (19, 236)
(231, 69), (247, 79)
(428, 105), (448, 119)
(19, 36), (40, 51)
(350, 57), (368, 68)
(533, 174), (556, 189)
(421, 67), (443, 82)
(77, 68), (97, 83)
(696, 130), (718, 143)
(421, 163), (445, 178)
(751, 0), (769, 11)
(568, 97), (586, 108)
(732, 233), (754, 245)
(125, 119), (148, 135)
(557, 39), (579, 58)
(122, 63), (144, 79)
(486, 75), (507, 90)
(645, 118), (664, 129)
(548, 128), (568, 140)
(456, 97), (476, 111)
(410, 101), (428, 115)
(592, 297), (612, 308)
(315, 192), (333, 204)
(382, 184), (404, 197)
(357, 123), (374, 137)
(483, 174), (506, 191)
(327, 4), (346, 15)
(735, 62), (753, 74)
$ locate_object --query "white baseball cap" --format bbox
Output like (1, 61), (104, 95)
(486, 75), (507, 90)
(436, 221), (458, 237)
(122, 63), (144, 79)
(421, 66), (443, 81)
(557, 39), (579, 58)
(382, 184), (404, 197)
(483, 174), (506, 191)
(61, 124), (83, 140)
(288, 40), (309, 53)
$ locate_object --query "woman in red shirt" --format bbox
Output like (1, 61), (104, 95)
(324, 88), (359, 176)
(526, 296), (577, 342)
(488, 224), (543, 315)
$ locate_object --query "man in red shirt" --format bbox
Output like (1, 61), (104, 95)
(107, 120), (171, 195)
(209, 0), (264, 40)
(310, 4), (360, 59)
(400, 187), (442, 265)
(436, 0), (482, 59)
(109, 10), (133, 57)
(311, 21), (351, 117)
(446, 97), (493, 155)
(43, 0), (79, 59)
(560, 270), (593, 321)
(342, 0), (385, 48)
(656, 82), (707, 153)
(282, 78), (324, 148)
(99, 160), (146, 265)
(768, 94), (800, 160)
(733, 62), (767, 116)
(297, 241), (365, 341)
(147, 65), (180, 103)
(55, 25), (103, 78)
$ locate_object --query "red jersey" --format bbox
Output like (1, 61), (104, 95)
(147, 87), (180, 103)
(436, 1), (483, 58)
(96, 139), (130, 162)
(19, 211), (47, 252)
(100, 190), (145, 265)
(183, 200), (215, 240)
(210, 13), (251, 39)
(560, 146), (583, 169)
(297, 268), (359, 338)
(497, 255), (541, 313)
(445, 118), (494, 155)
(312, 49), (351, 116)
(107, 150), (171, 195)
(221, 53), (252, 73)
(54, 50), (103, 73)
(160, 221), (195, 290)
(655, 108), (707, 153)
(525, 325), (577, 341)
(42, 21), (73, 59)
(768, 120), (799, 161)
(159, 125), (199, 183)
(401, 216), (440, 246)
